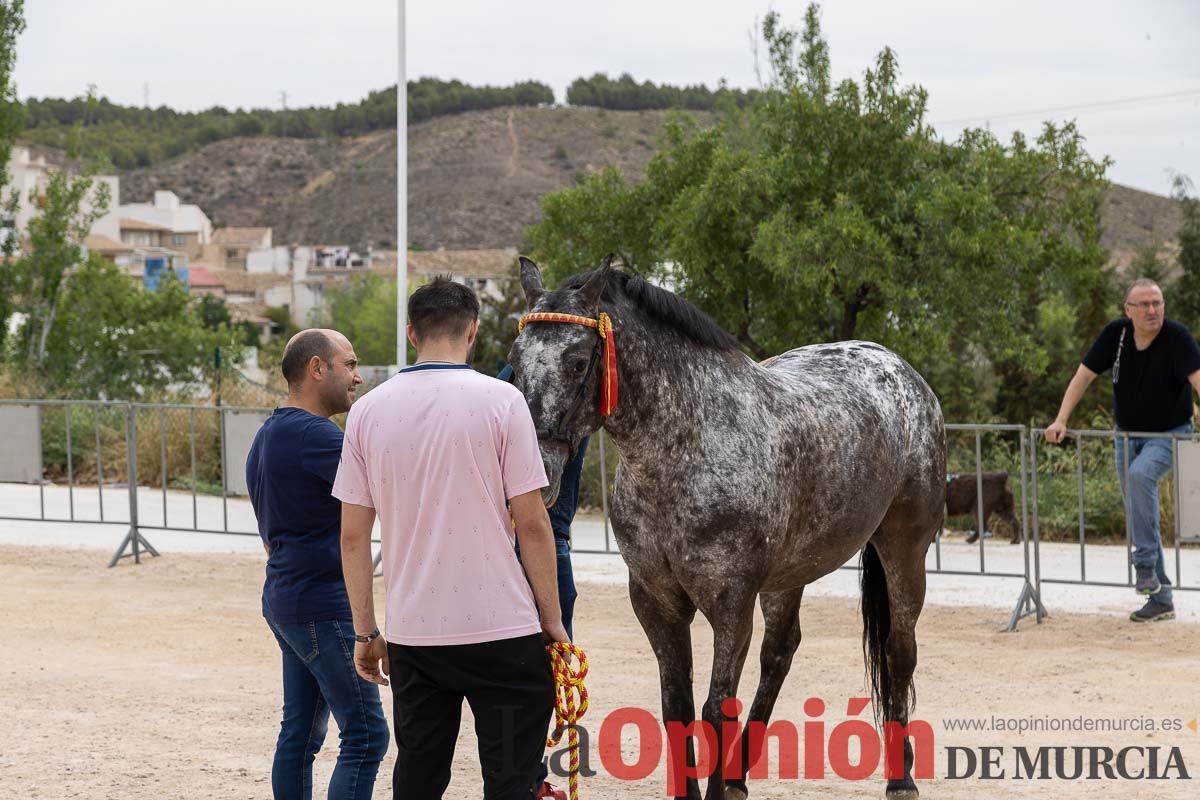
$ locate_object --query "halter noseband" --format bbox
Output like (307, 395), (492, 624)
(517, 311), (619, 446)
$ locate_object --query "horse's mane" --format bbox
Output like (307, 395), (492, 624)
(555, 268), (742, 353)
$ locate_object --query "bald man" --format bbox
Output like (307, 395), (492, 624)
(246, 329), (389, 800)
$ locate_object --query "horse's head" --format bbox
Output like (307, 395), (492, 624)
(508, 255), (614, 507)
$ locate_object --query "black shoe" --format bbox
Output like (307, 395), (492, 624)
(1134, 566), (1161, 596)
(1130, 599), (1175, 623)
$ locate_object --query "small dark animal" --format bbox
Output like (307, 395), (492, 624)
(945, 472), (1021, 544)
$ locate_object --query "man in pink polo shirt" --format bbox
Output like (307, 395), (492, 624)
(336, 276), (567, 800)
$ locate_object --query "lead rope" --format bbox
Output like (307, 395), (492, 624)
(546, 642), (589, 800)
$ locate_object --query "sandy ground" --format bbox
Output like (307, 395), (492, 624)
(1, 545), (1198, 799)
(4, 483), (1200, 625)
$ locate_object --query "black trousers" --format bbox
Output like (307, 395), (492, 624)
(388, 633), (554, 800)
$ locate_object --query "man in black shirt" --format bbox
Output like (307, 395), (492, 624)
(1045, 279), (1200, 622)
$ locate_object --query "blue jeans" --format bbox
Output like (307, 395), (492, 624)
(526, 437), (587, 788)
(550, 437), (586, 639)
(1114, 424), (1189, 605)
(267, 617), (390, 800)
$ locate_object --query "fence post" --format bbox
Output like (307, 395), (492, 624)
(1173, 434), (1183, 589)
(974, 430), (985, 573)
(1005, 427), (1047, 631)
(107, 403), (160, 567)
(1077, 435), (1087, 583)
(65, 405), (75, 521)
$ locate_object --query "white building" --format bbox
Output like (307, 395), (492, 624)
(4, 145), (121, 244)
(93, 190), (213, 259)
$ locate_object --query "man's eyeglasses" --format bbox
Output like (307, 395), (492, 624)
(1125, 300), (1164, 311)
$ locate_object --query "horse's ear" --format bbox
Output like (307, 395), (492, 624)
(518, 256), (544, 307)
(576, 254), (613, 312)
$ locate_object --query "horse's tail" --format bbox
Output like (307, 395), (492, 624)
(860, 541), (912, 724)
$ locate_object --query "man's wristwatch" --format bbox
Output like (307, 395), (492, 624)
(354, 628), (381, 644)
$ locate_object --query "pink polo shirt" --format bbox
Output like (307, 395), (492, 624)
(332, 364), (549, 646)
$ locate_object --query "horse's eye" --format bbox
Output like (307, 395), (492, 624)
(572, 359), (588, 375)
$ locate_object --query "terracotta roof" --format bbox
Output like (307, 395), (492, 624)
(84, 233), (132, 252)
(405, 248), (518, 280)
(120, 217), (167, 232)
(187, 266), (224, 288)
(213, 268), (290, 294)
(213, 227), (272, 247)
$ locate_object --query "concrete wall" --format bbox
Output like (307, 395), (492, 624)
(222, 411), (270, 496)
(262, 284), (292, 309)
(246, 246), (291, 275)
(0, 405), (41, 483)
(1176, 440), (1200, 543)
(293, 282), (323, 327)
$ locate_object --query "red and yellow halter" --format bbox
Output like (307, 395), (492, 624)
(518, 311), (619, 417)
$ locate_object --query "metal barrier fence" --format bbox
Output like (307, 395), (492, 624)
(0, 399), (274, 565)
(571, 423), (1045, 630)
(5, 401), (1197, 631)
(1029, 427), (1200, 605)
(942, 424), (1044, 631)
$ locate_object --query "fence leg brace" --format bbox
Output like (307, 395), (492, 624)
(107, 404), (159, 567)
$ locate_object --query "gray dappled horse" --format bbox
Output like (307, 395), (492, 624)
(510, 257), (946, 800)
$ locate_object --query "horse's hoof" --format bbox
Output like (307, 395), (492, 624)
(724, 787), (748, 800)
(885, 788), (919, 799)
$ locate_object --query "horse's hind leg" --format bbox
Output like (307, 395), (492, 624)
(724, 587), (804, 800)
(868, 512), (936, 799)
(629, 577), (702, 800)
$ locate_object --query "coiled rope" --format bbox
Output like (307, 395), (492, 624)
(546, 642), (589, 800)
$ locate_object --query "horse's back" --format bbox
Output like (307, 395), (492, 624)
(760, 340), (944, 474)
(762, 340), (938, 413)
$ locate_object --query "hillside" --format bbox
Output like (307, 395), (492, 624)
(117, 107), (694, 251)
(109, 106), (1182, 263)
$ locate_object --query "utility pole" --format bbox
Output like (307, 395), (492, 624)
(279, 90), (289, 137)
(143, 83), (149, 108)
(396, 0), (408, 369)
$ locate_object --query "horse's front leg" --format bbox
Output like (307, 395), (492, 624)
(725, 587), (805, 800)
(698, 587), (758, 800)
(629, 575), (701, 800)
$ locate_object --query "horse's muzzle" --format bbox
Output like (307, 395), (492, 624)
(538, 441), (569, 509)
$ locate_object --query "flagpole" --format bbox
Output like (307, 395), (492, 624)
(396, 0), (408, 369)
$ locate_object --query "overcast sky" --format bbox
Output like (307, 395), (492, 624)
(13, 1), (1200, 194)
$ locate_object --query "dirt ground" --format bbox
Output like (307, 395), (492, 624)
(1, 545), (1198, 799)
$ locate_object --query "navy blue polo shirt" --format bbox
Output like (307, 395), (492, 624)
(246, 407), (352, 623)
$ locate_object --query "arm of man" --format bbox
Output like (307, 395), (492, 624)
(510, 489), (569, 644)
(1045, 364), (1098, 443)
(1189, 370), (1200, 399)
(341, 501), (388, 685)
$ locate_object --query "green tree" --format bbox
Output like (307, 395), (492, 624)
(0, 0), (26, 354)
(527, 4), (1111, 424)
(263, 305), (300, 341)
(41, 256), (235, 398)
(19, 77), (556, 168)
(317, 271), (525, 371)
(317, 272), (406, 366)
(197, 294), (259, 347)
(197, 293), (232, 329)
(471, 277), (526, 374)
(10, 169), (111, 365)
(1129, 240), (1170, 286)
(1169, 175), (1200, 334)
